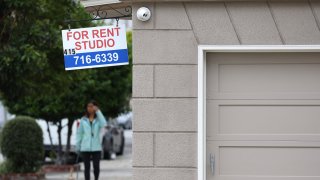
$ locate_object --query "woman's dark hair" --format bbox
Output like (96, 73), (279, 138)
(84, 100), (98, 117)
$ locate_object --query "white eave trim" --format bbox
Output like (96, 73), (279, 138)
(80, 0), (123, 8)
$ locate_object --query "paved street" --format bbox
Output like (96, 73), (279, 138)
(46, 130), (132, 180)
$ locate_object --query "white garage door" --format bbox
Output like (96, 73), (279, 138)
(206, 52), (320, 180)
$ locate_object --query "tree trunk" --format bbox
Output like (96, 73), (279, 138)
(56, 119), (63, 165)
(46, 120), (54, 149)
(63, 118), (74, 164)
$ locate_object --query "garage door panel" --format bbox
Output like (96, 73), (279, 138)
(206, 101), (220, 137)
(210, 92), (320, 100)
(207, 58), (220, 94)
(207, 141), (320, 180)
(207, 140), (320, 147)
(216, 176), (320, 180)
(207, 52), (320, 99)
(208, 99), (320, 105)
(219, 105), (320, 134)
(218, 63), (320, 93)
(207, 141), (220, 179)
(207, 100), (320, 138)
(206, 53), (320, 65)
(220, 147), (320, 176)
(207, 134), (320, 141)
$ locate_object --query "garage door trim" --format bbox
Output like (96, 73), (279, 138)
(197, 45), (320, 180)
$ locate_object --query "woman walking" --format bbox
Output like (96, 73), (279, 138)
(76, 100), (107, 180)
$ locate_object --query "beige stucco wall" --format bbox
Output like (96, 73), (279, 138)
(132, 1), (320, 179)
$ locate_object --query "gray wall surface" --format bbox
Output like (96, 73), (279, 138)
(132, 1), (320, 179)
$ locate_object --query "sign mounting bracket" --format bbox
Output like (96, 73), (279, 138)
(64, 4), (132, 23)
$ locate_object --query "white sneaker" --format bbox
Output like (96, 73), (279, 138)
(111, 152), (116, 160)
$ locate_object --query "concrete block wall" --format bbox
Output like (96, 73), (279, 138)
(132, 1), (320, 179)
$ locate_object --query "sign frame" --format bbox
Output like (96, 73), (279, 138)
(61, 25), (129, 71)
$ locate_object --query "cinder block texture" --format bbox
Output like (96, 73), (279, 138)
(133, 133), (154, 166)
(226, 2), (283, 44)
(185, 2), (239, 44)
(154, 3), (191, 29)
(133, 65), (154, 97)
(133, 3), (154, 29)
(133, 99), (197, 132)
(155, 133), (197, 167)
(155, 65), (197, 97)
(133, 30), (197, 64)
(133, 168), (197, 180)
(269, 1), (320, 44)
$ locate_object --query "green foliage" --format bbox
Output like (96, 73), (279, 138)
(0, 0), (132, 165)
(0, 116), (44, 173)
(0, 0), (132, 121)
(0, 160), (12, 174)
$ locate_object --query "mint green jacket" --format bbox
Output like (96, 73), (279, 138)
(76, 110), (107, 152)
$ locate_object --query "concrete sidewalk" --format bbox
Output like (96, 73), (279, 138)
(45, 130), (132, 180)
(45, 162), (132, 180)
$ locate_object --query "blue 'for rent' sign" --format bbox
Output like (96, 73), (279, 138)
(61, 25), (129, 71)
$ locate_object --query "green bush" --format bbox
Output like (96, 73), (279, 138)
(0, 160), (13, 174)
(0, 116), (44, 173)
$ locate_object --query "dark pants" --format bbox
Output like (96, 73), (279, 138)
(81, 151), (101, 180)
